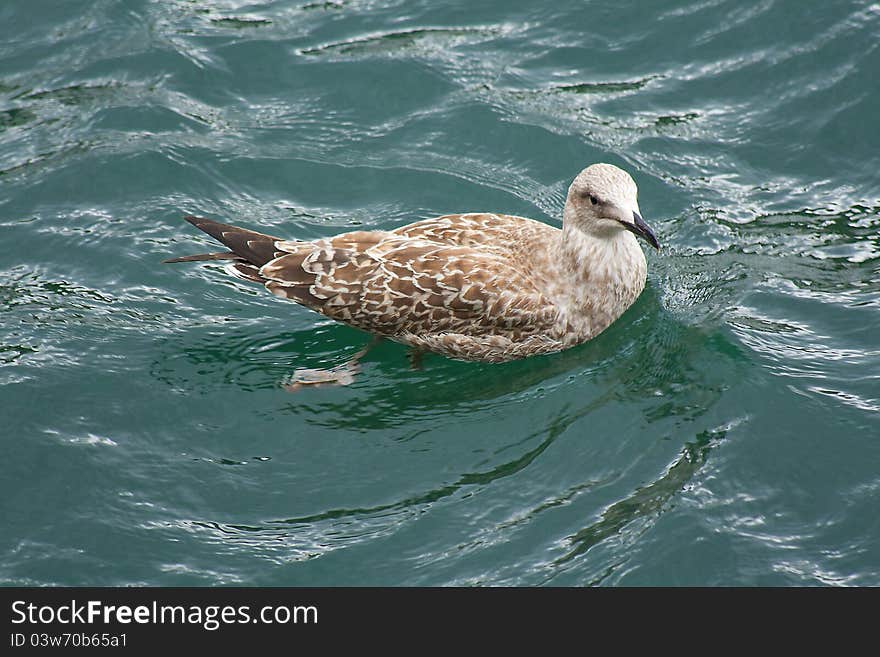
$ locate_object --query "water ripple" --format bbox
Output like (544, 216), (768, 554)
(2, 0), (879, 586)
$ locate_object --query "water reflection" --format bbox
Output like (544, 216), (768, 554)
(152, 284), (742, 425)
(556, 426), (727, 568)
(150, 282), (746, 572)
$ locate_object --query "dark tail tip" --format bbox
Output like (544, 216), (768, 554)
(183, 214), (217, 233)
(175, 214), (282, 267)
(162, 252), (240, 264)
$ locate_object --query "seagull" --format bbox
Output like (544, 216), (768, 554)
(165, 163), (659, 385)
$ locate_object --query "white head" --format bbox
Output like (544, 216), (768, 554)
(563, 163), (659, 249)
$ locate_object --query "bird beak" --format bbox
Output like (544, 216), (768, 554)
(622, 211), (660, 250)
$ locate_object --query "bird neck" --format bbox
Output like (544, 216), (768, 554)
(549, 223), (647, 340)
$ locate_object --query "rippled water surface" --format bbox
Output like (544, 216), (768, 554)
(2, 0), (879, 586)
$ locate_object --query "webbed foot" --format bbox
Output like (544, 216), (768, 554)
(283, 361), (360, 391)
(282, 342), (375, 392)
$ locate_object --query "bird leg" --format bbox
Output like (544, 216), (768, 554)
(407, 348), (425, 371)
(283, 337), (380, 392)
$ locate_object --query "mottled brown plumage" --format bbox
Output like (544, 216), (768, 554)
(166, 164), (659, 363)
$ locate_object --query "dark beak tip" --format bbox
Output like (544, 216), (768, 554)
(630, 211), (660, 251)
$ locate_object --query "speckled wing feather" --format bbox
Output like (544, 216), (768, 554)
(168, 213), (572, 362)
(258, 214), (564, 361)
(392, 212), (556, 257)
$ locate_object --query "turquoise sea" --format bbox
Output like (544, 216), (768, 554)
(2, 0), (879, 586)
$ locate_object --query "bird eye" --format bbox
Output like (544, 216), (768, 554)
(589, 195), (599, 206)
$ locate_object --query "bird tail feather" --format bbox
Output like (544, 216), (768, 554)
(164, 215), (283, 269)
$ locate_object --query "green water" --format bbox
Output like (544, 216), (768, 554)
(2, 0), (879, 586)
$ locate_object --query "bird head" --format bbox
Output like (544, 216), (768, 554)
(563, 163), (659, 250)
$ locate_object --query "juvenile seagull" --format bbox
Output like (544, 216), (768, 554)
(166, 163), (658, 376)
